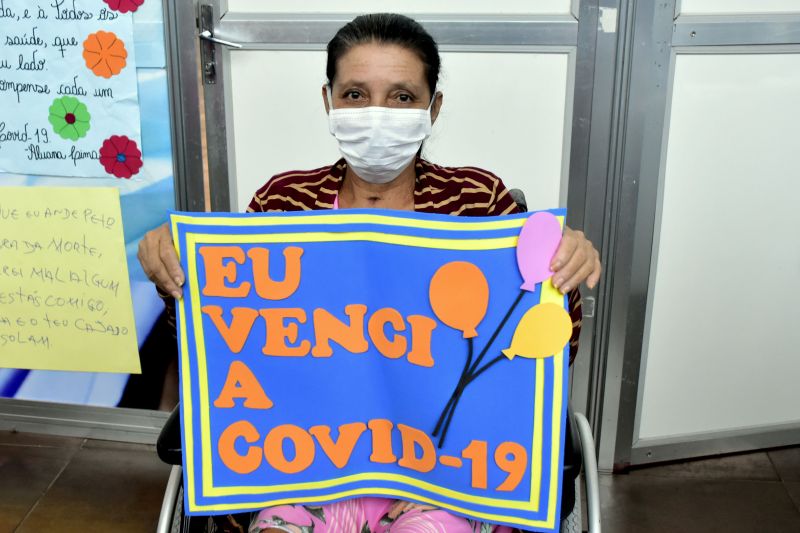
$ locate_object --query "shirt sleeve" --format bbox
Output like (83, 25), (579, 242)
(156, 285), (177, 340)
(487, 180), (522, 216)
(567, 287), (582, 365)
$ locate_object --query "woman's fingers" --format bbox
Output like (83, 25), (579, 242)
(586, 249), (602, 289)
(137, 223), (184, 299)
(551, 227), (601, 293)
(159, 230), (184, 286)
(550, 227), (579, 272)
(387, 501), (438, 520)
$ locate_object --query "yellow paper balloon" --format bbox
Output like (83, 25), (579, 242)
(502, 303), (572, 360)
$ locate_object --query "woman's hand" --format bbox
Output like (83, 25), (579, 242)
(550, 226), (601, 294)
(137, 222), (184, 299)
(387, 500), (438, 520)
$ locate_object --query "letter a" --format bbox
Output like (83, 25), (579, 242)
(214, 360), (273, 409)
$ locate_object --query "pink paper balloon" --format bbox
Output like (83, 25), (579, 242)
(516, 212), (563, 292)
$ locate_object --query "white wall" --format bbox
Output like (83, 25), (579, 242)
(637, 52), (800, 441)
(228, 50), (571, 212)
(227, 0), (574, 15)
(679, 0), (800, 15)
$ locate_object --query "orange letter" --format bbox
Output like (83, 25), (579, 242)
(263, 424), (315, 474)
(214, 361), (273, 409)
(397, 423), (436, 473)
(311, 304), (368, 357)
(367, 419), (397, 464)
(218, 420), (262, 474)
(260, 308), (311, 357)
(368, 308), (407, 359)
(309, 422), (366, 469)
(199, 246), (251, 297)
(202, 306), (258, 353)
(249, 246), (303, 300)
(406, 315), (437, 367)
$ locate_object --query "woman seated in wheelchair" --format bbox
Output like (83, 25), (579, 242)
(139, 12), (600, 533)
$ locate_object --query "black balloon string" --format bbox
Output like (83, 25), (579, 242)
(432, 337), (473, 437)
(435, 289), (526, 449)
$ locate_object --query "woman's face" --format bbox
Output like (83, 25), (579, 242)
(323, 42), (442, 121)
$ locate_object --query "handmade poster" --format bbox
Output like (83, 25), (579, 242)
(173, 209), (570, 531)
(0, 0), (142, 178)
(0, 186), (140, 372)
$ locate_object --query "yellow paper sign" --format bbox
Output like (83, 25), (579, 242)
(0, 187), (140, 373)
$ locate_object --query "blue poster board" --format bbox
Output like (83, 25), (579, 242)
(172, 209), (569, 531)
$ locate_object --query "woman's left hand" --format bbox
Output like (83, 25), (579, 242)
(387, 501), (438, 520)
(550, 226), (601, 293)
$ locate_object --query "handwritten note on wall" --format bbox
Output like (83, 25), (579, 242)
(0, 0), (143, 179)
(0, 187), (140, 373)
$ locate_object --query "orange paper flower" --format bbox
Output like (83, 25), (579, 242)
(82, 31), (128, 78)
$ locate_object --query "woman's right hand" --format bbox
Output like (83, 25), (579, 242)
(137, 222), (184, 299)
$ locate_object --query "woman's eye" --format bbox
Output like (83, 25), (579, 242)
(397, 94), (412, 103)
(344, 91), (362, 100)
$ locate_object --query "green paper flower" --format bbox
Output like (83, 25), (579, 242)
(48, 96), (91, 141)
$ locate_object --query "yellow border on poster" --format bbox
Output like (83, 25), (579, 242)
(175, 214), (565, 530)
(171, 212), (527, 233)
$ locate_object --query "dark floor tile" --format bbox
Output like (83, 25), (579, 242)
(16, 442), (171, 533)
(787, 482), (800, 513)
(629, 451), (779, 481)
(770, 447), (800, 482)
(0, 442), (78, 532)
(600, 474), (800, 533)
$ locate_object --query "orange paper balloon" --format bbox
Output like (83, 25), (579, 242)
(429, 261), (489, 338)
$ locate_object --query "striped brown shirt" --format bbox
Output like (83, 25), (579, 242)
(243, 157), (582, 362)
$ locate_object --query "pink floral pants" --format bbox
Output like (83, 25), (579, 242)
(249, 497), (514, 533)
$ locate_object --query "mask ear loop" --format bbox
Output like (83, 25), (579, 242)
(326, 84), (335, 111)
(427, 89), (438, 111)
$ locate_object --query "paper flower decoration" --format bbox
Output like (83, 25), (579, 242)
(100, 135), (143, 179)
(82, 31), (128, 78)
(103, 0), (145, 13)
(48, 96), (91, 141)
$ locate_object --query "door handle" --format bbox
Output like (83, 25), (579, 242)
(199, 30), (242, 49)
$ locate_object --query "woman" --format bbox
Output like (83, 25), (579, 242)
(139, 13), (600, 533)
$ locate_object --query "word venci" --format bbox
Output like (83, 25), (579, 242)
(199, 245), (436, 366)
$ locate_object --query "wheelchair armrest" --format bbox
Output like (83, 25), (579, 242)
(562, 405), (583, 482)
(157, 404), (183, 465)
(575, 411), (602, 533)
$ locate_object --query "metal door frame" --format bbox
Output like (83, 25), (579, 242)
(598, 1), (800, 470)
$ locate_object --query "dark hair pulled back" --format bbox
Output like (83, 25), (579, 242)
(326, 13), (440, 96)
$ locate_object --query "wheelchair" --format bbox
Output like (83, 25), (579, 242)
(155, 405), (601, 533)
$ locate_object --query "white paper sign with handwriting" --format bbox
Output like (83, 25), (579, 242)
(0, 0), (143, 179)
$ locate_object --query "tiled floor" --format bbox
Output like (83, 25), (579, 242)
(0, 431), (170, 532)
(0, 429), (798, 532)
(603, 448), (800, 533)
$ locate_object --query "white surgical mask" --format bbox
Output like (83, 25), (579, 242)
(327, 86), (433, 184)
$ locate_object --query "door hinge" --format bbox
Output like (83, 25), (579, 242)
(583, 296), (596, 318)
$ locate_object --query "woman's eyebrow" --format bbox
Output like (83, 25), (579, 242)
(334, 81), (423, 93)
(386, 82), (422, 93)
